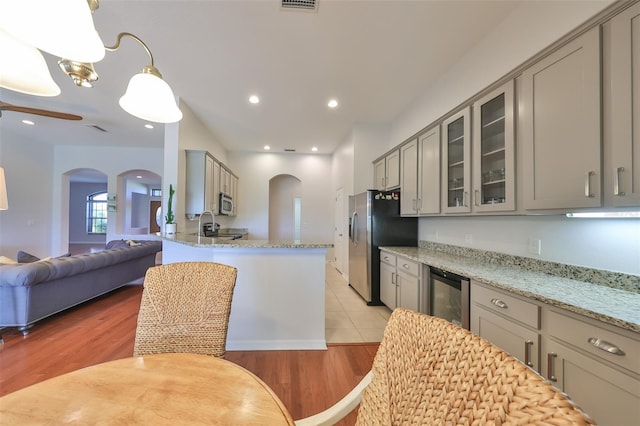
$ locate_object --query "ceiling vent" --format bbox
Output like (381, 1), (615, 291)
(86, 124), (108, 132)
(281, 0), (317, 12)
(284, 148), (296, 152)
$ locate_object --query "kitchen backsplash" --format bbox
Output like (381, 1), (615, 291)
(418, 241), (640, 293)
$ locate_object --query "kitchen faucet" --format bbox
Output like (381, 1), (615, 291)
(197, 210), (216, 237)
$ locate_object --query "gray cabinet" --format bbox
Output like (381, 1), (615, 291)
(374, 149), (400, 190)
(472, 80), (516, 212)
(380, 252), (397, 309)
(185, 150), (216, 217)
(396, 257), (420, 312)
(379, 251), (421, 311)
(400, 127), (441, 216)
(186, 150), (238, 217)
(442, 107), (471, 213)
(609, 2), (640, 207)
(543, 309), (640, 424)
(472, 279), (640, 424)
(470, 282), (540, 371)
(521, 27), (602, 210)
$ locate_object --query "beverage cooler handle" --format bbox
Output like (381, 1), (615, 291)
(350, 212), (358, 245)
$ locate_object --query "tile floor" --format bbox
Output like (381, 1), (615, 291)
(325, 263), (392, 343)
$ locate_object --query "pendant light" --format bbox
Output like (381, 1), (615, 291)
(0, 0), (105, 63)
(0, 29), (61, 96)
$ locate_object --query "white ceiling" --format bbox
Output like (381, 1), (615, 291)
(0, 0), (523, 155)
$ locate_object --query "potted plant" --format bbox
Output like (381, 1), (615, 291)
(165, 184), (176, 234)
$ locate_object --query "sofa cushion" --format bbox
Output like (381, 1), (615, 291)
(17, 251), (40, 263)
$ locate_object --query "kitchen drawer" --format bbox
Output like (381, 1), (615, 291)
(547, 309), (640, 374)
(396, 256), (420, 277)
(472, 283), (540, 329)
(380, 251), (397, 266)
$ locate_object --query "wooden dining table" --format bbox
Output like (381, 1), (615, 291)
(0, 352), (295, 425)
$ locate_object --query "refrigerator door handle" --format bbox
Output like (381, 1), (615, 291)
(351, 211), (358, 245)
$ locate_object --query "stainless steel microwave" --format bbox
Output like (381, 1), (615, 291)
(219, 193), (233, 215)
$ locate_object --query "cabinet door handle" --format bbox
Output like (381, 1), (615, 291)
(417, 198), (422, 212)
(547, 352), (558, 382)
(474, 189), (480, 206)
(391, 272), (396, 285)
(584, 171), (595, 198)
(614, 167), (625, 196)
(524, 340), (534, 367)
(490, 298), (508, 309)
(587, 337), (625, 356)
(463, 191), (469, 207)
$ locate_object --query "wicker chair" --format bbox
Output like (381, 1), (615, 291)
(296, 308), (594, 426)
(133, 261), (237, 358)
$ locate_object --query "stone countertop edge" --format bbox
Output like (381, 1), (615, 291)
(161, 234), (333, 249)
(380, 246), (640, 334)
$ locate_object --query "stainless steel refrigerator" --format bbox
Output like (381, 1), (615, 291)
(348, 190), (418, 305)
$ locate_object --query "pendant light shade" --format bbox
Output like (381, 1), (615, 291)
(0, 0), (105, 63)
(119, 67), (183, 123)
(0, 29), (61, 96)
(0, 167), (9, 211)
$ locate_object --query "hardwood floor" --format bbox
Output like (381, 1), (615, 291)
(0, 284), (378, 425)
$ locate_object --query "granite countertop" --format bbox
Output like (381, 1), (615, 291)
(380, 246), (640, 334)
(161, 233), (333, 249)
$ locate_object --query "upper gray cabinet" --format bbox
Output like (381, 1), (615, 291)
(609, 2), (640, 207)
(521, 27), (602, 210)
(400, 126), (441, 216)
(442, 107), (471, 213)
(374, 149), (400, 190)
(472, 80), (516, 212)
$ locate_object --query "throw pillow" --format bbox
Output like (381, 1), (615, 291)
(105, 239), (129, 250)
(17, 250), (40, 263)
(0, 255), (17, 265)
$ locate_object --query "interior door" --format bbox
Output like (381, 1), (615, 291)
(149, 200), (161, 233)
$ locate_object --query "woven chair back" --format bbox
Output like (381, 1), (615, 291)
(356, 308), (594, 425)
(133, 261), (237, 358)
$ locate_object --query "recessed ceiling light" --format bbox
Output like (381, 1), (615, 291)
(328, 99), (338, 108)
(136, 175), (143, 179)
(22, 119), (35, 125)
(311, 147), (318, 152)
(249, 95), (260, 104)
(264, 145), (271, 150)
(145, 124), (154, 129)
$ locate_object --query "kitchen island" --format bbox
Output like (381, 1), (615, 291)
(161, 235), (333, 351)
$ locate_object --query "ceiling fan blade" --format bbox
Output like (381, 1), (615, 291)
(0, 101), (82, 121)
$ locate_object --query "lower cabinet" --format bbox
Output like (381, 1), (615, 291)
(471, 282), (540, 371)
(471, 281), (640, 424)
(379, 251), (421, 312)
(380, 252), (397, 310)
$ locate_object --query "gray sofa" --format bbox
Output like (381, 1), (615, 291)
(0, 240), (162, 335)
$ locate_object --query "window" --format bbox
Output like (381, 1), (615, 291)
(87, 192), (107, 234)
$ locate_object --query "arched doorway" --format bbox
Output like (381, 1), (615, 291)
(66, 168), (108, 253)
(268, 174), (302, 240)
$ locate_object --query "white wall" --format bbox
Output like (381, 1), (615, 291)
(352, 123), (390, 194)
(391, 0), (616, 144)
(228, 152), (333, 243)
(0, 129), (55, 258)
(420, 216), (640, 275)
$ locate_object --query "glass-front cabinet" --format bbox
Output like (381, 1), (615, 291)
(442, 107), (471, 213)
(472, 80), (515, 212)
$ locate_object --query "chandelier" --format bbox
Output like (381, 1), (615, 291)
(0, 0), (182, 123)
